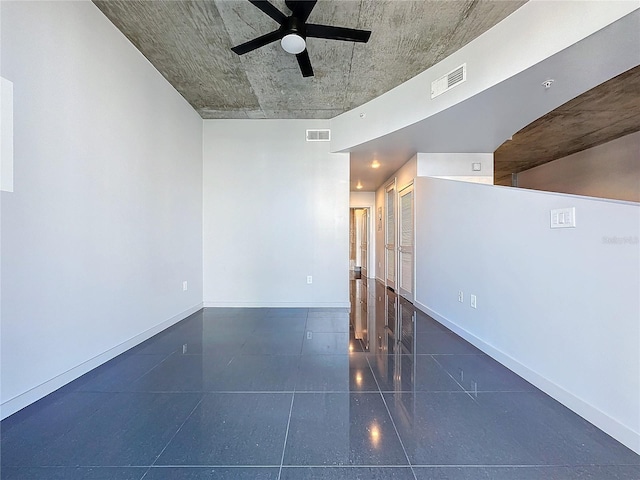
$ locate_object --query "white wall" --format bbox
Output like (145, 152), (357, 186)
(1, 77), (14, 192)
(414, 177), (640, 453)
(517, 131), (640, 202)
(417, 152), (494, 184)
(0, 1), (203, 418)
(202, 120), (349, 308)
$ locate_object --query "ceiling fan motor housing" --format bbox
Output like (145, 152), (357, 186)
(231, 0), (372, 77)
(284, 16), (305, 37)
(280, 16), (306, 54)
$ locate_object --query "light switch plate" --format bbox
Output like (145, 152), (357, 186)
(551, 207), (576, 228)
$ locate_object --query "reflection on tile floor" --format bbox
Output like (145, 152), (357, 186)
(2, 279), (639, 479)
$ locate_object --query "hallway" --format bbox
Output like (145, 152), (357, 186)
(1, 278), (639, 479)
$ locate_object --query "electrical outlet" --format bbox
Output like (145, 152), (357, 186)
(307, 275), (313, 284)
(182, 281), (188, 291)
(470, 294), (477, 309)
(458, 291), (464, 303)
(306, 331), (313, 339)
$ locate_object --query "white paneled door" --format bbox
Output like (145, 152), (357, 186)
(361, 208), (368, 278)
(398, 184), (414, 301)
(385, 182), (396, 290)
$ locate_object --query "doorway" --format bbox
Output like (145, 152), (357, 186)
(361, 208), (369, 278)
(349, 207), (370, 278)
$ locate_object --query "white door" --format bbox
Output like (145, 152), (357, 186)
(398, 184), (414, 301)
(385, 182), (396, 290)
(361, 209), (368, 278)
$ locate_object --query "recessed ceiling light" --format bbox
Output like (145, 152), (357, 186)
(356, 182), (363, 190)
(371, 160), (380, 169)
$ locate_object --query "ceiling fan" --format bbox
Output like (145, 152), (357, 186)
(231, 0), (372, 77)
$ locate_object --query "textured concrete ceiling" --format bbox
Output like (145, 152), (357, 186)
(494, 65), (640, 186)
(94, 1), (639, 192)
(93, 0), (525, 119)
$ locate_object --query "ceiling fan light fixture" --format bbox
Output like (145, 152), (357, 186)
(281, 33), (306, 54)
(231, 0), (372, 77)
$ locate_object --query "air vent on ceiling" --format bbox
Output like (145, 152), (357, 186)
(306, 129), (331, 142)
(431, 64), (466, 99)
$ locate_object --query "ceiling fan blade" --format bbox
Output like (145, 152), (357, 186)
(285, 0), (317, 22)
(231, 29), (283, 55)
(306, 24), (371, 43)
(296, 49), (314, 77)
(249, 0), (287, 24)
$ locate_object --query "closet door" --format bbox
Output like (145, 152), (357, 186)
(385, 182), (396, 290)
(361, 209), (368, 278)
(398, 184), (414, 301)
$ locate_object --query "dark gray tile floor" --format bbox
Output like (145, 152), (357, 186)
(1, 279), (639, 479)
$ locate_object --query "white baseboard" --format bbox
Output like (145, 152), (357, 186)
(415, 300), (640, 455)
(203, 301), (351, 308)
(0, 303), (203, 420)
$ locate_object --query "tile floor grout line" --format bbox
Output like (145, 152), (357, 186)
(430, 354), (479, 403)
(143, 464), (281, 468)
(138, 465), (153, 480)
(425, 353), (488, 356)
(277, 392), (296, 480)
(149, 394), (205, 468)
(280, 464), (425, 468)
(81, 390), (301, 395)
(127, 351), (177, 387)
(278, 319), (304, 480)
(364, 354), (419, 480)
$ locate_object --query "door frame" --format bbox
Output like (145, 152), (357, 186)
(385, 180), (397, 291)
(360, 208), (369, 278)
